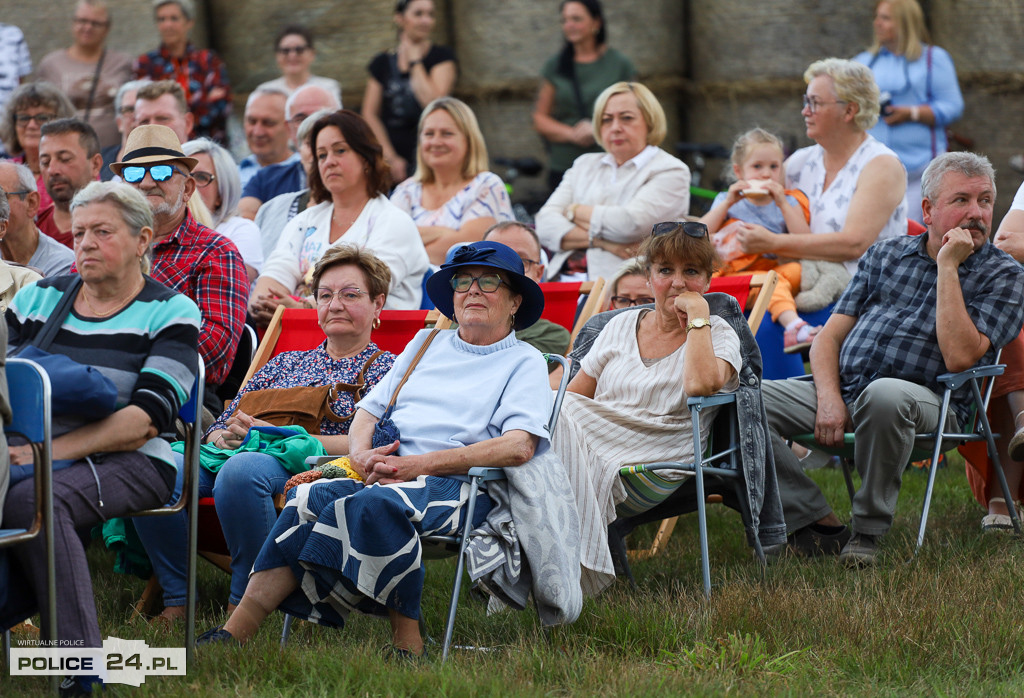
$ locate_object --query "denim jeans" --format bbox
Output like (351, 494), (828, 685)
(134, 451), (291, 606)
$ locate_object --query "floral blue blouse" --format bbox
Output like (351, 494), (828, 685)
(208, 342), (395, 438)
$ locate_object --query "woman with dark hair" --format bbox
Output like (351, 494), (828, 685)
(361, 0), (457, 183)
(251, 110), (428, 318)
(532, 0), (635, 191)
(0, 82), (75, 211)
(257, 24), (342, 103)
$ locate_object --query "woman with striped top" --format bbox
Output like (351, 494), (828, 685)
(552, 221), (741, 587)
(3, 181), (200, 680)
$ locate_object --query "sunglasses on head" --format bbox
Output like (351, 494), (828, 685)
(121, 164), (184, 184)
(651, 221), (709, 239)
(450, 273), (507, 293)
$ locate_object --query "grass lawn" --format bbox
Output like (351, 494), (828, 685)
(6, 454), (1024, 696)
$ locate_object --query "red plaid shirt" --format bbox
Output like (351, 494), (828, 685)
(150, 211), (247, 385)
(134, 43), (232, 144)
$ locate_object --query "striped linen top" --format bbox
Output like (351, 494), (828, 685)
(6, 276), (201, 470)
(389, 171), (514, 233)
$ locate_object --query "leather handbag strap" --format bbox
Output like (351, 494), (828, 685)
(385, 329), (440, 410)
(14, 276), (83, 355)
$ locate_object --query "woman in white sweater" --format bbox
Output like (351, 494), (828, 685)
(250, 110), (428, 323)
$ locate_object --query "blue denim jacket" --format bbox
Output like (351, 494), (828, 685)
(566, 293), (787, 547)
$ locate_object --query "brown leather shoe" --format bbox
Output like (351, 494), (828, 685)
(787, 523), (851, 557)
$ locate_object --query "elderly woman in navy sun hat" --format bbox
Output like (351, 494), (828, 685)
(197, 240), (552, 658)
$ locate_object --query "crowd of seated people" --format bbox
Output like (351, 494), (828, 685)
(4, 0), (1024, 690)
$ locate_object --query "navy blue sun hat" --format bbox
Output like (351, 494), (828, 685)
(426, 241), (546, 330)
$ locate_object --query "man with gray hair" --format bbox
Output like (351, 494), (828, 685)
(238, 83), (339, 219)
(763, 151), (1024, 567)
(0, 161), (74, 277)
(238, 86), (292, 189)
(0, 184), (42, 312)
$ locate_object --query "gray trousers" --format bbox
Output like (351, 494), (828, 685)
(3, 451), (171, 647)
(764, 377), (957, 536)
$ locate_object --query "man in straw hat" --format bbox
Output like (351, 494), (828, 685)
(110, 123), (247, 392)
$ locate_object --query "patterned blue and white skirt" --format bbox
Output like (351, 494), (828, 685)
(253, 475), (492, 627)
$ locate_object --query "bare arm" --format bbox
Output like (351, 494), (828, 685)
(737, 155), (906, 261)
(361, 78), (405, 178)
(238, 197), (262, 221)
(673, 293), (735, 396)
(366, 430), (539, 484)
(408, 59), (456, 107)
(994, 208), (1024, 262)
(52, 406), (157, 462)
(532, 81), (579, 144)
(808, 312), (857, 447)
(567, 367), (597, 398)
(935, 227), (991, 372)
(699, 182), (744, 233)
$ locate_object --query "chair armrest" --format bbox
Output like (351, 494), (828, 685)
(793, 374), (813, 382)
(305, 455), (340, 467)
(937, 364), (1005, 390)
(466, 467), (507, 481)
(686, 393), (737, 408)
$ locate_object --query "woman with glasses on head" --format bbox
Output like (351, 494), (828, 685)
(361, 0), (457, 184)
(853, 0), (963, 223)
(552, 221), (741, 587)
(256, 25), (342, 104)
(183, 137), (264, 282)
(135, 244), (396, 625)
(735, 58), (907, 280)
(390, 97), (514, 266)
(0, 82), (75, 212)
(535, 81), (690, 283)
(197, 240), (553, 657)
(36, 0), (133, 151)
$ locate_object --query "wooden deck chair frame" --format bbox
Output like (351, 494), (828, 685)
(628, 270), (778, 561)
(242, 305), (452, 389)
(131, 361), (204, 659)
(1, 358), (57, 691)
(790, 350), (1020, 554)
(280, 354), (572, 662)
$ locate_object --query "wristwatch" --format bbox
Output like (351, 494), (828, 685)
(686, 317), (711, 331)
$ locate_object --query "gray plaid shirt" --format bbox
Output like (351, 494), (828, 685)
(835, 234), (1024, 425)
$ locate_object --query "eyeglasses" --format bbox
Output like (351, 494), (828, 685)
(121, 164), (185, 184)
(288, 112), (312, 126)
(192, 171), (216, 187)
(519, 257), (541, 272)
(315, 287), (367, 305)
(802, 96), (847, 113)
(4, 190), (32, 201)
(610, 295), (655, 309)
(15, 113), (57, 126)
(118, 106), (135, 116)
(450, 273), (507, 293)
(73, 17), (109, 29)
(276, 46), (309, 56)
(651, 221), (709, 239)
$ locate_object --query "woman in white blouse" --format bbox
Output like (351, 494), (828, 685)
(535, 81), (690, 281)
(250, 110), (428, 323)
(390, 97), (514, 265)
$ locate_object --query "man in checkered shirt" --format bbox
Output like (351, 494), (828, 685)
(764, 151), (1024, 567)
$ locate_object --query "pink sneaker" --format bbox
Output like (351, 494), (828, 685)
(784, 321), (820, 354)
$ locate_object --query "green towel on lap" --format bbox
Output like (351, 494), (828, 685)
(173, 425), (327, 475)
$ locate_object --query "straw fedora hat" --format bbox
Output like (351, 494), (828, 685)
(109, 125), (198, 177)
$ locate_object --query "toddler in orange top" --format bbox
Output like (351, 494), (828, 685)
(701, 128), (818, 352)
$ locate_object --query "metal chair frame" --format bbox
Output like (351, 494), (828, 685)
(280, 354), (571, 662)
(790, 354), (1019, 554)
(1, 358), (56, 691)
(131, 361), (204, 660)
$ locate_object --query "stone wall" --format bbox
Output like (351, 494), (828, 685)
(11, 0), (1024, 218)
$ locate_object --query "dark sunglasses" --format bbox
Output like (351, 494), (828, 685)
(15, 113), (56, 126)
(122, 164), (184, 184)
(450, 273), (507, 293)
(276, 46), (309, 56)
(651, 221), (709, 239)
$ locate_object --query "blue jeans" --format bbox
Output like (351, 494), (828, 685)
(134, 451), (291, 606)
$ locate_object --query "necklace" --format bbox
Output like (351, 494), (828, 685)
(80, 276), (145, 318)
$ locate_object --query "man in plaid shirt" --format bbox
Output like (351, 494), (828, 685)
(110, 124), (247, 390)
(764, 152), (1024, 567)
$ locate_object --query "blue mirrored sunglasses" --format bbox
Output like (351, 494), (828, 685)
(122, 164), (184, 184)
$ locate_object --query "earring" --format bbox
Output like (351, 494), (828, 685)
(372, 316), (381, 329)
(510, 312), (516, 328)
